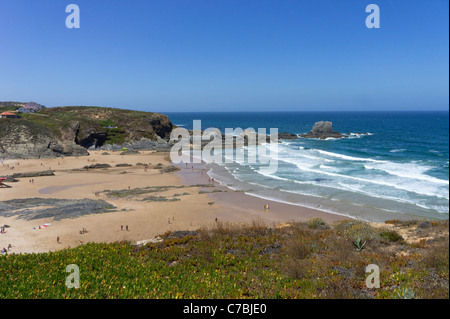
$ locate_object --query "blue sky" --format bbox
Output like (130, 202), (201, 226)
(0, 0), (448, 112)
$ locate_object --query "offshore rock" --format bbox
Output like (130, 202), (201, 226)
(300, 121), (346, 139)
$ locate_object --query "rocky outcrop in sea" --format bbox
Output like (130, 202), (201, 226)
(300, 121), (346, 139)
(300, 121), (370, 139)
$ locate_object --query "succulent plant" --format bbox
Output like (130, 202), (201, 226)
(354, 237), (366, 251)
(395, 287), (416, 299)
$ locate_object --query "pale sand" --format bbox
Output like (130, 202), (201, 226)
(0, 150), (346, 255)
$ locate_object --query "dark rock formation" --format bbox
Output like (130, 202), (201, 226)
(120, 150), (140, 155)
(4, 170), (55, 182)
(0, 119), (88, 159)
(83, 163), (111, 169)
(277, 132), (298, 139)
(0, 104), (175, 159)
(300, 121), (346, 139)
(115, 163), (132, 167)
(0, 198), (116, 221)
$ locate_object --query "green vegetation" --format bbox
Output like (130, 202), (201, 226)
(353, 237), (366, 251)
(0, 219), (448, 299)
(379, 230), (405, 244)
(142, 196), (180, 202)
(307, 217), (329, 230)
(0, 104), (172, 149)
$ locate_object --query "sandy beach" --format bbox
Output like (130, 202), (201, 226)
(0, 151), (346, 255)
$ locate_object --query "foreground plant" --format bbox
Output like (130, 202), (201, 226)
(394, 287), (416, 299)
(353, 237), (366, 251)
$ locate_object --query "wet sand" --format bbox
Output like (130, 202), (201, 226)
(175, 162), (347, 225)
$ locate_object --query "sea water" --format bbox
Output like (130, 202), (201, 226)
(166, 111), (449, 222)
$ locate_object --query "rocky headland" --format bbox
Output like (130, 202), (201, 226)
(0, 103), (174, 159)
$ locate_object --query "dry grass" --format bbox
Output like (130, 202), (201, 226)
(4, 217), (445, 298)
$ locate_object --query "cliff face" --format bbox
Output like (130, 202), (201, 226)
(0, 119), (88, 159)
(0, 105), (174, 159)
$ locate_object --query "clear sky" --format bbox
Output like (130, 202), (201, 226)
(0, 0), (448, 112)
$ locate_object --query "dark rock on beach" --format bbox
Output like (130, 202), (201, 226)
(115, 163), (132, 167)
(83, 163), (111, 169)
(0, 198), (116, 221)
(120, 149), (140, 155)
(4, 170), (55, 182)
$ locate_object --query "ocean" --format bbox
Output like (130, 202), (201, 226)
(165, 111), (449, 222)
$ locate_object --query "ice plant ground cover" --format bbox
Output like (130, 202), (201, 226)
(0, 219), (448, 299)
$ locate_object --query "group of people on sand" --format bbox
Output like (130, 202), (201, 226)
(1, 244), (12, 254)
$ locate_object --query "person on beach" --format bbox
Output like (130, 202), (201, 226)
(121, 225), (123, 231)
(126, 225), (128, 231)
(57, 236), (60, 244)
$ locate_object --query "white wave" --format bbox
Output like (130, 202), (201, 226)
(348, 132), (373, 138)
(390, 149), (406, 153)
(364, 162), (449, 185)
(277, 157), (449, 199)
(335, 181), (444, 209)
(315, 149), (387, 163)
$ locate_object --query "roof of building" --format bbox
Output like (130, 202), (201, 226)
(0, 112), (18, 116)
